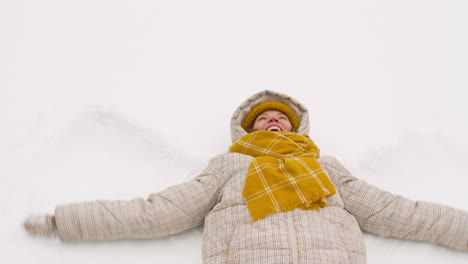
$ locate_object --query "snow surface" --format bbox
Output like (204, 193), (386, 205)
(1, 0), (468, 263)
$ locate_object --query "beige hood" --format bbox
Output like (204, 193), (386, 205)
(230, 90), (310, 143)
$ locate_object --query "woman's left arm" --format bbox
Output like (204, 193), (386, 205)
(321, 156), (468, 251)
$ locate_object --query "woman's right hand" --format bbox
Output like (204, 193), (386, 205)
(23, 214), (59, 238)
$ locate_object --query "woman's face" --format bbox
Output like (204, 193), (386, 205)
(252, 110), (293, 132)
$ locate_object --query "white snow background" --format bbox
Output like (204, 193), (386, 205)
(1, 0), (468, 263)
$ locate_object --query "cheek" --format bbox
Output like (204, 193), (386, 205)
(282, 121), (293, 130)
(253, 121), (263, 129)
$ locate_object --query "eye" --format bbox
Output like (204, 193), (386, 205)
(257, 117), (266, 121)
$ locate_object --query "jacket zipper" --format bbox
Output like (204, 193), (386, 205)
(287, 211), (299, 264)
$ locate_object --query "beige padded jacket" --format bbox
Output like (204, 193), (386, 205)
(55, 90), (468, 263)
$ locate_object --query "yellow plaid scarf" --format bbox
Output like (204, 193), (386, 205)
(229, 131), (336, 222)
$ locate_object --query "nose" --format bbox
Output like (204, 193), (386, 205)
(268, 116), (279, 123)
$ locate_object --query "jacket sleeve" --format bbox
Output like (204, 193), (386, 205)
(320, 156), (468, 251)
(54, 154), (229, 242)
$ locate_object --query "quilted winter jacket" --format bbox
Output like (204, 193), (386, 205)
(55, 90), (468, 264)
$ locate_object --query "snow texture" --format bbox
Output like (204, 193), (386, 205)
(1, 0), (467, 263)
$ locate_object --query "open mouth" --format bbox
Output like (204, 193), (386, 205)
(267, 126), (282, 132)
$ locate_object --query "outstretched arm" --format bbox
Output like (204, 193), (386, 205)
(321, 156), (468, 251)
(24, 154), (230, 242)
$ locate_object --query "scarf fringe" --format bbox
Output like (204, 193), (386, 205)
(248, 196), (328, 221)
(247, 198), (327, 222)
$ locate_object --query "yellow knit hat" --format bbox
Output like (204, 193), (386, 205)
(242, 101), (300, 131)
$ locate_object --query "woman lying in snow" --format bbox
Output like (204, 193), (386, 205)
(24, 90), (468, 263)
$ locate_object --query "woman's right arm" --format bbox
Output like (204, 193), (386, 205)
(24, 154), (231, 242)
